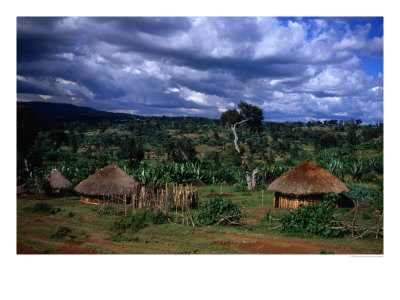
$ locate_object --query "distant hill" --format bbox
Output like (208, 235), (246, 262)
(16, 101), (217, 130)
(17, 101), (131, 119)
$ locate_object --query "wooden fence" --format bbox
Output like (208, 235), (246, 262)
(131, 183), (198, 213)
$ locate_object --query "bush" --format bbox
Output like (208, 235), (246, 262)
(345, 184), (377, 205)
(110, 210), (168, 235)
(39, 179), (53, 196)
(280, 193), (345, 238)
(51, 226), (72, 240)
(319, 248), (335, 254)
(195, 197), (241, 226)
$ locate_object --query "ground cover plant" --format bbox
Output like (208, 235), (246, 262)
(280, 194), (346, 238)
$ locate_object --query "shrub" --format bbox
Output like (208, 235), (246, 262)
(110, 210), (168, 235)
(195, 197), (241, 226)
(280, 193), (345, 238)
(345, 184), (377, 205)
(67, 211), (75, 218)
(39, 179), (53, 196)
(51, 226), (72, 240)
(319, 248), (335, 254)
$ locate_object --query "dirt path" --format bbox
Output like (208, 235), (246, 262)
(213, 232), (379, 254)
(17, 243), (41, 254)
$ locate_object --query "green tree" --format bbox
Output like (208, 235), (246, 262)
(220, 101), (264, 190)
(319, 132), (337, 149)
(48, 130), (69, 149)
(162, 137), (197, 163)
(123, 138), (144, 168)
(17, 105), (37, 178)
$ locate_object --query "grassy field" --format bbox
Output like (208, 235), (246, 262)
(16, 187), (383, 254)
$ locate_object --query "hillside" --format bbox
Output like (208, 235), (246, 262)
(17, 101), (130, 119)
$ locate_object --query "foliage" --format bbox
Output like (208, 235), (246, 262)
(17, 100), (383, 194)
(122, 137), (144, 168)
(280, 193), (345, 238)
(319, 248), (335, 254)
(220, 109), (240, 126)
(17, 105), (37, 156)
(163, 137), (197, 163)
(51, 226), (72, 240)
(111, 210), (169, 236)
(237, 101), (264, 132)
(39, 179), (53, 196)
(195, 197), (241, 226)
(345, 184), (377, 205)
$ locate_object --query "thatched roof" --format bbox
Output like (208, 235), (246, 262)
(17, 185), (28, 195)
(47, 169), (72, 190)
(74, 164), (139, 196)
(267, 160), (349, 195)
(190, 179), (206, 186)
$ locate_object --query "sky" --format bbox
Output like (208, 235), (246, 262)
(17, 16), (383, 123)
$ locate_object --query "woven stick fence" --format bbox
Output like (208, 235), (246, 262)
(131, 183), (198, 213)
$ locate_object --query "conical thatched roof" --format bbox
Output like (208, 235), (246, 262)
(74, 164), (138, 196)
(47, 169), (72, 190)
(190, 179), (206, 186)
(267, 160), (349, 195)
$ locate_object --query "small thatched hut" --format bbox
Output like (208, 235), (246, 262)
(17, 185), (28, 195)
(268, 160), (349, 209)
(190, 179), (206, 186)
(74, 164), (139, 204)
(47, 169), (72, 192)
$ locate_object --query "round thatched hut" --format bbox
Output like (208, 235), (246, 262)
(267, 160), (349, 209)
(47, 169), (72, 192)
(17, 185), (28, 195)
(190, 179), (206, 186)
(74, 164), (139, 204)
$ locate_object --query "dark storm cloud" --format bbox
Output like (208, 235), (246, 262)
(91, 17), (193, 36)
(17, 17), (383, 122)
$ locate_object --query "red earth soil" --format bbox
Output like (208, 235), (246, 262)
(17, 243), (41, 254)
(206, 193), (235, 198)
(213, 233), (381, 254)
(17, 194), (55, 200)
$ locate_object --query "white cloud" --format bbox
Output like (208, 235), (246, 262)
(39, 95), (52, 100)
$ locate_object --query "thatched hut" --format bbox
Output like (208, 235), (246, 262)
(47, 169), (72, 192)
(74, 164), (139, 205)
(268, 160), (349, 209)
(190, 179), (206, 186)
(17, 185), (28, 195)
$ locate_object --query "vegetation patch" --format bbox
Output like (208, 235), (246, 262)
(195, 197), (241, 226)
(110, 210), (169, 241)
(319, 248), (335, 254)
(24, 202), (62, 215)
(280, 193), (347, 238)
(51, 225), (73, 240)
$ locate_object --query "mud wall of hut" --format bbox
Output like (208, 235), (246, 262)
(273, 192), (324, 209)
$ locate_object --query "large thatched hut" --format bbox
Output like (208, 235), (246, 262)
(268, 160), (349, 209)
(74, 164), (139, 204)
(47, 169), (72, 192)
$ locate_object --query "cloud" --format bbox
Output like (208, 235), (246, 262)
(17, 17), (383, 122)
